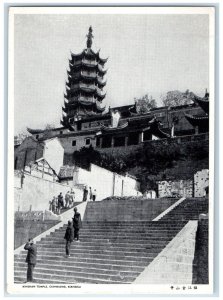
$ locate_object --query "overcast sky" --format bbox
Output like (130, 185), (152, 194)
(14, 13), (209, 134)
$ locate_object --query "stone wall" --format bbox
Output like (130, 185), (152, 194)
(134, 221), (198, 284)
(158, 179), (193, 198)
(73, 164), (141, 201)
(14, 220), (59, 249)
(194, 169), (209, 197)
(14, 172), (83, 212)
(192, 218), (209, 284)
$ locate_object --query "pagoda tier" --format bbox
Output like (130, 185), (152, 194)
(61, 27), (107, 129)
(66, 74), (106, 89)
(70, 48), (108, 66)
(67, 63), (107, 76)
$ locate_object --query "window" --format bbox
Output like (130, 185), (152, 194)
(60, 131), (63, 135)
(114, 136), (125, 147)
(72, 140), (76, 146)
(36, 134), (39, 139)
(85, 138), (91, 145)
(128, 133), (139, 145)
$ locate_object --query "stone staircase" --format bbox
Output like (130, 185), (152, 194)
(84, 198), (178, 222)
(14, 197), (208, 284)
(159, 197), (208, 221)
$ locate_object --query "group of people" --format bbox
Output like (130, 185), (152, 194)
(83, 186), (97, 202)
(49, 189), (75, 214)
(24, 207), (82, 282)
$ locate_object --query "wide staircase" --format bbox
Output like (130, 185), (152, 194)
(14, 197), (208, 284)
(159, 197), (208, 221)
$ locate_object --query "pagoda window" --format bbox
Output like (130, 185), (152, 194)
(72, 140), (76, 146)
(143, 130), (152, 141)
(85, 138), (91, 145)
(128, 133), (139, 145)
(114, 136), (125, 147)
(36, 134), (39, 139)
(101, 136), (112, 148)
(60, 130), (63, 135)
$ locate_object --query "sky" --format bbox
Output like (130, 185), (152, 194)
(14, 13), (209, 134)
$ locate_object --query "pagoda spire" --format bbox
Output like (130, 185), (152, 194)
(86, 26), (94, 48)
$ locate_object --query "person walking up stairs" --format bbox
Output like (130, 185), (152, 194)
(64, 221), (74, 257)
(72, 207), (82, 242)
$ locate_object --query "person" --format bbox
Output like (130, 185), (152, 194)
(83, 186), (88, 202)
(24, 238), (37, 283)
(72, 207), (82, 242)
(92, 189), (97, 202)
(89, 187), (93, 201)
(49, 199), (52, 211)
(57, 192), (64, 214)
(64, 220), (74, 257)
(51, 197), (57, 214)
(65, 191), (70, 208)
(69, 189), (75, 208)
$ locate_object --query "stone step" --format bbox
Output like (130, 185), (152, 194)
(15, 252), (154, 263)
(14, 259), (146, 272)
(14, 268), (136, 283)
(30, 243), (166, 253)
(14, 274), (130, 284)
(54, 228), (182, 234)
(14, 258), (141, 277)
(41, 236), (173, 243)
(54, 230), (181, 237)
(15, 261), (143, 276)
(18, 248), (161, 258)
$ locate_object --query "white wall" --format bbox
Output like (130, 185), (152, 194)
(14, 172), (83, 212)
(73, 164), (141, 200)
(43, 138), (64, 175)
(59, 134), (96, 154)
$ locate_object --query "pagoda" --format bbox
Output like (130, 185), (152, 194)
(61, 27), (108, 131)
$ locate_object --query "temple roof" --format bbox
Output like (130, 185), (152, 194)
(27, 127), (45, 134)
(98, 116), (170, 138)
(195, 97), (209, 114)
(71, 49), (108, 65)
(184, 113), (209, 127)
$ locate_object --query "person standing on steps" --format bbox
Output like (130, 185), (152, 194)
(89, 187), (93, 201)
(65, 191), (70, 208)
(64, 220), (74, 257)
(92, 189), (97, 202)
(24, 238), (37, 283)
(72, 207), (82, 242)
(83, 186), (88, 202)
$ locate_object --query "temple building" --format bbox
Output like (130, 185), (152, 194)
(15, 27), (209, 169)
(185, 90), (209, 134)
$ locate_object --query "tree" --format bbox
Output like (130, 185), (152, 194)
(161, 90), (193, 107)
(134, 94), (157, 114)
(44, 124), (55, 131)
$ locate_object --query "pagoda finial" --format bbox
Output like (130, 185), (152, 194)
(86, 26), (94, 48)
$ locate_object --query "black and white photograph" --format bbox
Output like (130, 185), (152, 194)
(7, 5), (215, 295)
